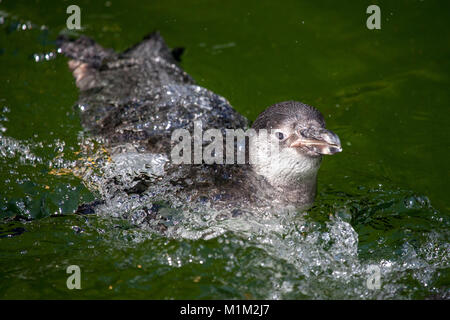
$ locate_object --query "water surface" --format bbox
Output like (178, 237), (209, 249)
(0, 0), (449, 299)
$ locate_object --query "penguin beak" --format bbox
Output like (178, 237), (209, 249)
(290, 127), (342, 155)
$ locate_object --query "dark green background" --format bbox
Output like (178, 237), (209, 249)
(0, 0), (448, 299)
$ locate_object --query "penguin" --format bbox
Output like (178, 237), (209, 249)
(58, 32), (341, 225)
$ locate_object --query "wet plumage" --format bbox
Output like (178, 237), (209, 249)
(58, 32), (341, 228)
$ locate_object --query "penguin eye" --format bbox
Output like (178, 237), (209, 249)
(275, 132), (285, 140)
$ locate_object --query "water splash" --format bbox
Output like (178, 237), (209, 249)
(65, 139), (449, 299)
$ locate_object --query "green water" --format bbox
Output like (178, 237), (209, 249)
(0, 0), (449, 299)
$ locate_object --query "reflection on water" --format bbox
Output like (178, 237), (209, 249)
(1, 180), (447, 299)
(0, 1), (449, 299)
